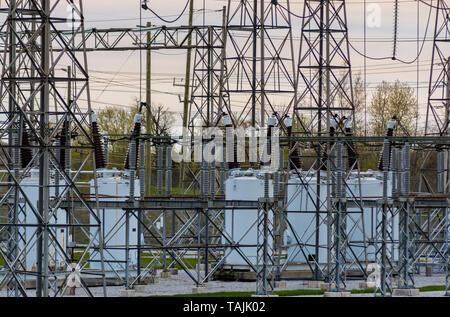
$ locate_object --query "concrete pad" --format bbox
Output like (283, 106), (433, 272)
(393, 288), (420, 296)
(275, 280), (287, 289)
(160, 271), (171, 279)
(63, 287), (76, 296)
(359, 282), (375, 289)
(134, 285), (146, 293)
(323, 291), (352, 297)
(308, 281), (328, 289)
(146, 276), (159, 284)
(192, 286), (207, 294)
(120, 289), (136, 297)
(251, 294), (279, 297)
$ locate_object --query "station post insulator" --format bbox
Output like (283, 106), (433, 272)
(124, 112), (143, 170)
(378, 117), (397, 171)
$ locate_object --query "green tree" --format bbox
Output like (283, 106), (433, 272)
(96, 99), (174, 169)
(369, 80), (417, 136)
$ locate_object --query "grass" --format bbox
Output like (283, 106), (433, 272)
(148, 284), (449, 297)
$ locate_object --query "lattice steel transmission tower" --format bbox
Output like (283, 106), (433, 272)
(422, 0), (450, 193)
(224, 0), (297, 128)
(0, 0), (103, 297)
(292, 0), (365, 291)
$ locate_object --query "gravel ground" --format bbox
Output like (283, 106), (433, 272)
(0, 271), (447, 297)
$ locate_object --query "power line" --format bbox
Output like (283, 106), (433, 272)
(141, 0), (191, 24)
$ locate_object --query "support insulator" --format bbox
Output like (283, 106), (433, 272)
(320, 117), (337, 171)
(285, 116), (303, 171)
(165, 146), (172, 196)
(402, 142), (410, 196)
(344, 119), (358, 170)
(124, 113), (143, 170)
(260, 114), (277, 167)
(139, 140), (145, 198)
(157, 145), (163, 196)
(391, 147), (398, 197)
(438, 150), (445, 193)
(264, 172), (270, 199)
(224, 114), (240, 170)
(378, 117), (396, 171)
(129, 138), (137, 200)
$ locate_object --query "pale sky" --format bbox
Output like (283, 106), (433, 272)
(77, 0), (440, 133)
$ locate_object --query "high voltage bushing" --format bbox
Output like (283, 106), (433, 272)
(438, 150), (445, 194)
(92, 112), (106, 169)
(157, 145), (163, 196)
(129, 138), (137, 201)
(139, 141), (145, 197)
(165, 146), (172, 196)
(20, 123), (33, 168)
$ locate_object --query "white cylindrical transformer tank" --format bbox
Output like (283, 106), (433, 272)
(19, 169), (68, 271)
(286, 170), (397, 265)
(224, 169), (273, 267)
(89, 169), (141, 272)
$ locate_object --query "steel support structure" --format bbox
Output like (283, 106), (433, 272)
(293, 0), (364, 288)
(0, 0), (103, 297)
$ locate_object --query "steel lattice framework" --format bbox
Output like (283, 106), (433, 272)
(291, 0), (366, 291)
(0, 0), (104, 297)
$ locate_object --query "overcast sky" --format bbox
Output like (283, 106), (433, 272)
(78, 0), (439, 133)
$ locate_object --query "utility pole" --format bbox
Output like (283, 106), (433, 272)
(145, 21), (152, 197)
(179, 0), (195, 189)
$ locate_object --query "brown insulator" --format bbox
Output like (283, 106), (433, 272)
(285, 116), (303, 171)
(91, 113), (106, 169)
(344, 120), (358, 170)
(377, 118), (396, 171)
(124, 113), (143, 170)
(20, 123), (33, 168)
